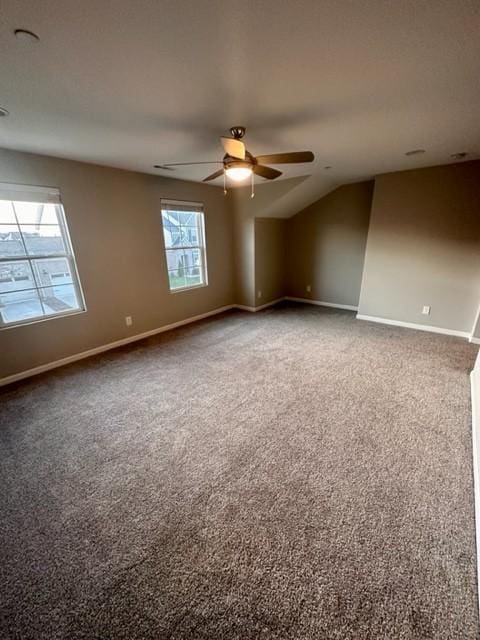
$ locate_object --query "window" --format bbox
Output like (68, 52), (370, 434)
(0, 183), (85, 328)
(161, 199), (208, 291)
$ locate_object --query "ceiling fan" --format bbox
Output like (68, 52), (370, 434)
(154, 126), (314, 194)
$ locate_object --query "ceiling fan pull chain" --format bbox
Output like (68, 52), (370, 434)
(251, 170), (255, 198)
(223, 168), (227, 195)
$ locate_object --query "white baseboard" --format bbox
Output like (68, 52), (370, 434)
(470, 359), (480, 618)
(356, 313), (470, 338)
(0, 299), (291, 386)
(0, 304), (235, 387)
(3, 301), (476, 387)
(285, 296), (358, 311)
(235, 305), (257, 312)
(236, 297), (285, 313)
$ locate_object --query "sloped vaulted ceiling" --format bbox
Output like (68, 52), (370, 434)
(0, 0), (479, 218)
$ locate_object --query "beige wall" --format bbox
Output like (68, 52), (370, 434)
(0, 148), (234, 378)
(285, 181), (373, 307)
(231, 185), (291, 308)
(230, 180), (311, 308)
(231, 194), (256, 308)
(254, 218), (286, 306)
(2, 147), (479, 381)
(358, 161), (480, 333)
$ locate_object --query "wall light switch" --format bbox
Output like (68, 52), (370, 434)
(257, 290), (262, 299)
(125, 316), (133, 326)
(422, 306), (430, 315)
(306, 284), (311, 293)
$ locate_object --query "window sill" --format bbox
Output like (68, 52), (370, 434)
(0, 308), (87, 331)
(169, 282), (209, 294)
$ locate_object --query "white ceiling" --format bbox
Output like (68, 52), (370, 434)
(0, 0), (479, 217)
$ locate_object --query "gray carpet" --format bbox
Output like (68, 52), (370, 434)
(0, 302), (478, 639)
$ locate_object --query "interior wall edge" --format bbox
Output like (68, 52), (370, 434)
(471, 304), (480, 340)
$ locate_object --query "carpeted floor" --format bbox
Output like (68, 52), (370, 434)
(0, 302), (479, 639)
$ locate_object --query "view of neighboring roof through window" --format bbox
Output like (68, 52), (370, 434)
(0, 183), (86, 328)
(160, 199), (208, 292)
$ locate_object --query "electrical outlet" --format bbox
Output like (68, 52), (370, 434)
(125, 316), (133, 326)
(257, 290), (262, 299)
(422, 306), (430, 315)
(306, 284), (311, 293)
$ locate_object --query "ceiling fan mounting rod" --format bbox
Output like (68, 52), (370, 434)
(230, 126), (246, 139)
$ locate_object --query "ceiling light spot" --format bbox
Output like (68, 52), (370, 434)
(405, 149), (426, 156)
(450, 152), (468, 160)
(225, 166), (252, 182)
(14, 28), (40, 43)
(0, 107), (9, 117)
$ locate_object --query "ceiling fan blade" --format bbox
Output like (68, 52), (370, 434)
(203, 169), (224, 182)
(220, 137), (245, 160)
(154, 161), (221, 169)
(254, 151), (314, 164)
(253, 165), (282, 180)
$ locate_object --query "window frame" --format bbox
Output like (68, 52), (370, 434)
(0, 187), (86, 330)
(160, 199), (208, 293)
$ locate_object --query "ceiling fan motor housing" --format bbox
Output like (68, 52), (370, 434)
(223, 150), (255, 169)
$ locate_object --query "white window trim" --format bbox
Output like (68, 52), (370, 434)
(0, 308), (87, 331)
(0, 182), (61, 204)
(0, 187), (87, 330)
(160, 199), (208, 293)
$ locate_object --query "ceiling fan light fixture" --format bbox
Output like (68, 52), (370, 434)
(225, 166), (252, 182)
